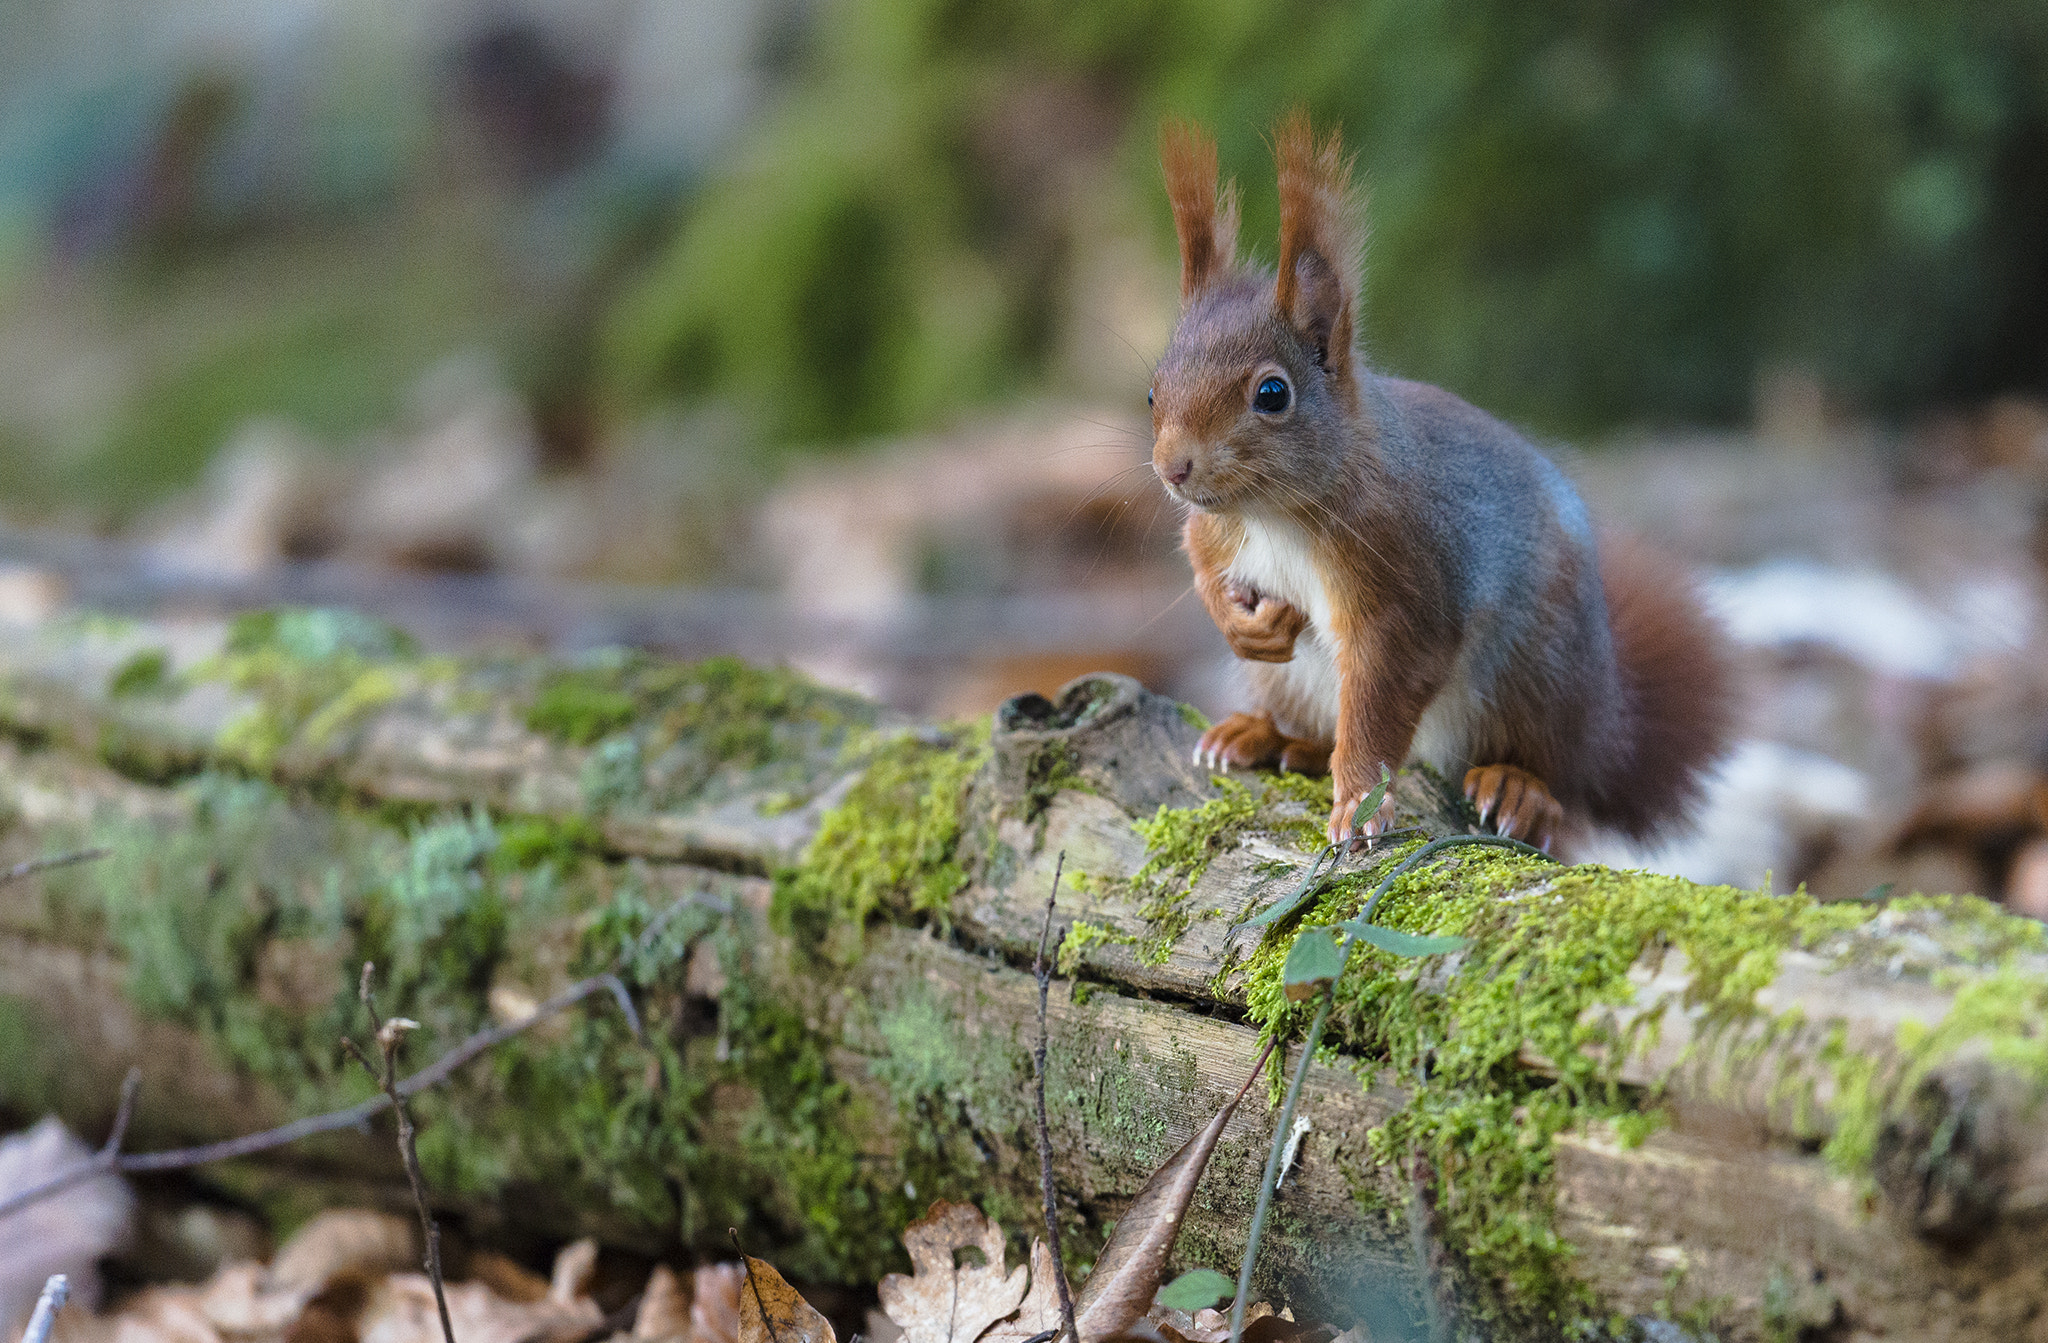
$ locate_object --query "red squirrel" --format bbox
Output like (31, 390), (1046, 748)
(1150, 115), (1735, 853)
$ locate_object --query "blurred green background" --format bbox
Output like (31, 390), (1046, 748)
(2, 0), (2045, 523)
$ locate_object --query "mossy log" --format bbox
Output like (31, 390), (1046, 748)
(1, 613), (2047, 1340)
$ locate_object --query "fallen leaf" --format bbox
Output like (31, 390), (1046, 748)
(0, 1116), (135, 1329)
(466, 1254), (549, 1307)
(286, 1275), (375, 1343)
(358, 1274), (601, 1343)
(979, 1240), (1062, 1343)
(549, 1239), (600, 1306)
(633, 1266), (689, 1341)
(113, 1290), (223, 1343)
(268, 1211), (417, 1295)
(1070, 1063), (1264, 1343)
(197, 1262), (304, 1333)
(735, 1257), (835, 1343)
(689, 1265), (743, 1343)
(878, 1204), (1029, 1343)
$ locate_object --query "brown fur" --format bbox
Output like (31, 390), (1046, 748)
(1154, 115), (1735, 848)
(1160, 122), (1240, 303)
(1585, 534), (1740, 840)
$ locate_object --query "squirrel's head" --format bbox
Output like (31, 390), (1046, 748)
(1149, 114), (1366, 512)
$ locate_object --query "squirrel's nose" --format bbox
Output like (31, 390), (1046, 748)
(1162, 458), (1192, 486)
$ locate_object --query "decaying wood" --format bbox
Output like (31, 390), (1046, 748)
(0, 617), (2045, 1341)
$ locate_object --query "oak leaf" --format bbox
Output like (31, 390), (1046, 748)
(978, 1239), (1062, 1343)
(878, 1203), (1029, 1343)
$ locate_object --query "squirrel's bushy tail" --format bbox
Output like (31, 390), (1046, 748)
(1589, 534), (1738, 841)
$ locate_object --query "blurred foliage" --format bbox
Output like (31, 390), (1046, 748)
(607, 0), (2048, 439)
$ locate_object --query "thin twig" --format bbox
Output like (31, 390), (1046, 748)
(101, 1068), (142, 1157)
(0, 849), (110, 887)
(1030, 852), (1077, 1343)
(344, 963), (456, 1343)
(20, 1275), (68, 1343)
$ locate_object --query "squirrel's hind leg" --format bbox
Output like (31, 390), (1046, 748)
(1464, 764), (1565, 854)
(1196, 712), (1333, 776)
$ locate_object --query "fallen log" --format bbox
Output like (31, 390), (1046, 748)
(0, 610), (2044, 1340)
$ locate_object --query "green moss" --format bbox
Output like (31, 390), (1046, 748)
(526, 674), (638, 746)
(1056, 918), (1140, 974)
(524, 652), (877, 814)
(772, 724), (991, 960)
(493, 814), (606, 873)
(1232, 841), (1876, 1330)
(196, 608), (420, 771)
(1178, 703), (1212, 731)
(107, 647), (172, 699)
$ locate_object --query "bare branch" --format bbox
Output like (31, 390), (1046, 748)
(101, 1068), (141, 1158)
(0, 849), (110, 887)
(346, 964), (457, 1343)
(1031, 852), (1077, 1343)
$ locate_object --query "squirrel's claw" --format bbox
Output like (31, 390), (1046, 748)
(1463, 764), (1564, 854)
(1195, 712), (1284, 774)
(1329, 785), (1397, 850)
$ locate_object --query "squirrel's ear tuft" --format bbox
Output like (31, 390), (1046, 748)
(1273, 110), (1363, 380)
(1161, 120), (1239, 303)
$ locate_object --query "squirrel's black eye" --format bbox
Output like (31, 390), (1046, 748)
(1147, 388), (1154, 408)
(1252, 376), (1291, 414)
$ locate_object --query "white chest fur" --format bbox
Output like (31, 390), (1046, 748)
(1220, 513), (1479, 769)
(1224, 515), (1343, 739)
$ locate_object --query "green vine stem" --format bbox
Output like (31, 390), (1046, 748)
(1228, 833), (1554, 1343)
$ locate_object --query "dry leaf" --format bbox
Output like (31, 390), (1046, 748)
(268, 1212), (416, 1295)
(465, 1254), (548, 1307)
(359, 1274), (601, 1343)
(0, 1117), (134, 1330)
(689, 1265), (743, 1343)
(632, 1266), (689, 1341)
(878, 1204), (1029, 1343)
(736, 1257), (834, 1343)
(1070, 1069), (1262, 1343)
(549, 1239), (600, 1306)
(286, 1275), (375, 1343)
(979, 1240), (1062, 1343)
(196, 1262), (304, 1334)
(112, 1290), (224, 1343)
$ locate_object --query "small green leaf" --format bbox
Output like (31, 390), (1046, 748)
(1156, 1268), (1236, 1311)
(1337, 920), (1469, 958)
(1283, 927), (1348, 1000)
(1242, 846), (1338, 927)
(1350, 765), (1391, 831)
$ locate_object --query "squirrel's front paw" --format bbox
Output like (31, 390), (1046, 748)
(1222, 595), (1308, 663)
(1329, 783), (1397, 849)
(1464, 764), (1564, 853)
